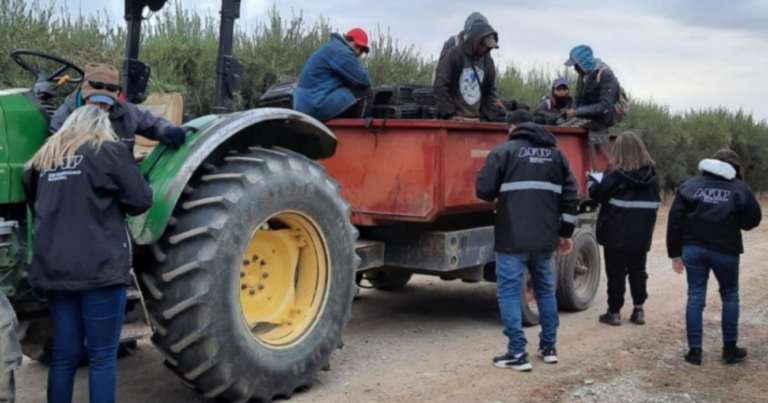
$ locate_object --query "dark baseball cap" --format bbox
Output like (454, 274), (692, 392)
(553, 77), (569, 89)
(506, 110), (534, 126)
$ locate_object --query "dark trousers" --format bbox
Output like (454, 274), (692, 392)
(339, 87), (374, 119)
(603, 248), (648, 313)
(47, 286), (127, 403)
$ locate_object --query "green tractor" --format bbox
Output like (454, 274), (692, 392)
(2, 0), (359, 401)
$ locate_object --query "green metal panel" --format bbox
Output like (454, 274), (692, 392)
(128, 114), (221, 244)
(0, 91), (48, 204)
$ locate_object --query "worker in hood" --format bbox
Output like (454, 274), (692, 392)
(50, 63), (186, 153)
(431, 12), (488, 84)
(294, 28), (374, 122)
(434, 20), (503, 122)
(562, 45), (621, 130)
(534, 77), (573, 125)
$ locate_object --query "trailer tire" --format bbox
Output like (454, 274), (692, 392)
(142, 146), (358, 403)
(520, 272), (539, 326)
(556, 229), (600, 312)
(364, 270), (413, 291)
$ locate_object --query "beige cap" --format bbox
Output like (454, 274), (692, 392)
(81, 63), (120, 103)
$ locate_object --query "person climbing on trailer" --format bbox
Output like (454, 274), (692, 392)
(533, 77), (573, 125)
(562, 45), (626, 130)
(434, 19), (503, 122)
(294, 28), (374, 122)
(475, 110), (580, 372)
(49, 63), (186, 153)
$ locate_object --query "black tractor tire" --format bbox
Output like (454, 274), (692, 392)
(364, 270), (413, 291)
(142, 146), (359, 403)
(556, 229), (601, 312)
(18, 317), (55, 364)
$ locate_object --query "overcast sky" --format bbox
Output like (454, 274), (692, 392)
(68, 0), (768, 120)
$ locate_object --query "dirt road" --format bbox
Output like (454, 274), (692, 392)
(15, 209), (768, 402)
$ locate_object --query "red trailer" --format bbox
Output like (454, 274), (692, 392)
(321, 119), (609, 325)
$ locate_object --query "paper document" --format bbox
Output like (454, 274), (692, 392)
(587, 172), (604, 183)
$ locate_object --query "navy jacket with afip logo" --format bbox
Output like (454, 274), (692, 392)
(666, 159), (762, 258)
(476, 122), (580, 254)
(21, 142), (153, 291)
(589, 166), (661, 252)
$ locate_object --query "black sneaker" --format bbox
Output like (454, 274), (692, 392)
(630, 309), (645, 325)
(723, 346), (747, 364)
(493, 352), (532, 372)
(537, 347), (558, 364)
(599, 312), (621, 326)
(685, 348), (702, 366)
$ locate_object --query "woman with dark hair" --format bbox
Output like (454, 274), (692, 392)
(667, 149), (762, 366)
(589, 131), (661, 326)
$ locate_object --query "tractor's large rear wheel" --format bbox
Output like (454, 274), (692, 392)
(142, 147), (358, 402)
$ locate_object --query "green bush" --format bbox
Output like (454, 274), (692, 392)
(5, 0), (768, 192)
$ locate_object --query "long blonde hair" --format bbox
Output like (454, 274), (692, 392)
(27, 105), (118, 171)
(609, 131), (655, 172)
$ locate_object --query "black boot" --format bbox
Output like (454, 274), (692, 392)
(723, 344), (747, 364)
(599, 311), (621, 326)
(630, 309), (645, 325)
(685, 348), (702, 366)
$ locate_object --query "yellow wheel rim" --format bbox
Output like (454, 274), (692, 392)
(239, 212), (330, 349)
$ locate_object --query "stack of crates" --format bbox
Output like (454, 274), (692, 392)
(257, 82), (297, 109)
(372, 84), (433, 120)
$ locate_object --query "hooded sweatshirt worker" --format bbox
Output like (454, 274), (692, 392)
(432, 12), (489, 84)
(50, 63), (186, 153)
(294, 29), (374, 122)
(563, 45), (620, 130)
(666, 150), (762, 366)
(434, 20), (501, 121)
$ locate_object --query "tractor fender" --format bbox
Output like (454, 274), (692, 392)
(128, 108), (338, 245)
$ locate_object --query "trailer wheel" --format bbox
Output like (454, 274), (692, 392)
(363, 270), (413, 291)
(520, 272), (539, 326)
(556, 229), (600, 311)
(142, 147), (358, 403)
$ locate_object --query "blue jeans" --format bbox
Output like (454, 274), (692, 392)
(496, 252), (559, 355)
(682, 245), (740, 349)
(47, 286), (127, 403)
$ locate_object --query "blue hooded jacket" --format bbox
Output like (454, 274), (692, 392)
(566, 45), (619, 128)
(294, 33), (373, 122)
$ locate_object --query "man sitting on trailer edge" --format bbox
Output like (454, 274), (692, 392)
(476, 110), (579, 372)
(434, 19), (504, 122)
(294, 28), (374, 122)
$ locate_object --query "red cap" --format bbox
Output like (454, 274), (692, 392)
(346, 28), (370, 53)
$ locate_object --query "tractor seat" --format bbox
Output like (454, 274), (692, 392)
(133, 93), (184, 162)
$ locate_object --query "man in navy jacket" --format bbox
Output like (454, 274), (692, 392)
(476, 111), (579, 371)
(294, 28), (374, 122)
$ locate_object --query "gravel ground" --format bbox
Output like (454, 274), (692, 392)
(14, 208), (768, 403)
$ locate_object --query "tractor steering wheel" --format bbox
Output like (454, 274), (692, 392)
(11, 49), (85, 85)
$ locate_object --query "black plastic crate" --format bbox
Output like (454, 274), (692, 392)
(391, 84), (431, 104)
(413, 87), (436, 106)
(500, 99), (531, 112)
(422, 106), (438, 119)
(373, 86), (395, 105)
(372, 104), (422, 119)
(258, 82), (297, 108)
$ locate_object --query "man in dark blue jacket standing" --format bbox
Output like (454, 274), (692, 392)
(294, 28), (374, 122)
(476, 111), (580, 371)
(562, 45), (620, 130)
